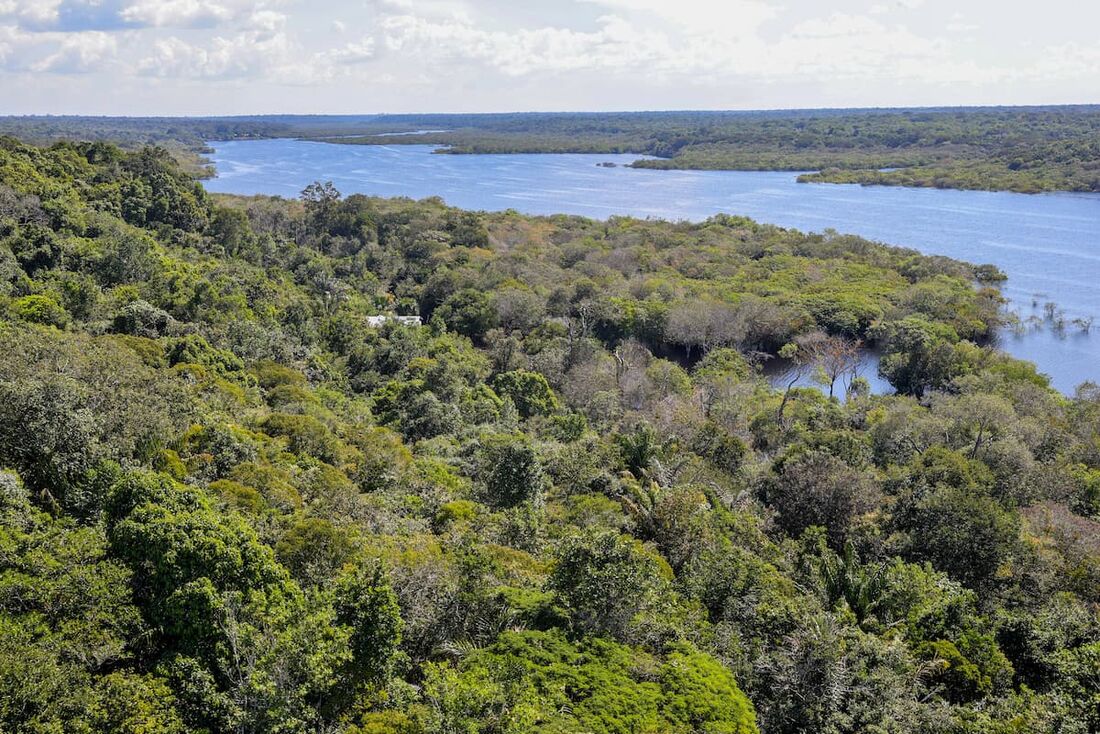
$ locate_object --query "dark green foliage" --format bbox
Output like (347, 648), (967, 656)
(917, 635), (1012, 703)
(549, 530), (672, 641)
(617, 422), (662, 478)
(0, 326), (186, 513)
(692, 421), (748, 474)
(118, 147), (210, 231)
(105, 471), (290, 637)
(435, 288), (498, 339)
(333, 560), (404, 688)
(1049, 642), (1100, 731)
(103, 470), (393, 732)
(277, 517), (357, 587)
(896, 484), (1020, 592)
(492, 370), (559, 418)
(813, 540), (889, 623)
(761, 451), (880, 548)
(478, 433), (549, 508)
(209, 205), (258, 258)
(874, 317), (972, 395)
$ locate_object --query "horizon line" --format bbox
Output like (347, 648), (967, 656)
(6, 102), (1100, 120)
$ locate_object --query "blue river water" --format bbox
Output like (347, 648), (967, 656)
(206, 139), (1100, 393)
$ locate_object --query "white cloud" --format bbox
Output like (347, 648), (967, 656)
(246, 9), (285, 31)
(121, 0), (232, 28)
(379, 12), (674, 76)
(581, 0), (779, 36)
(136, 22), (369, 84)
(0, 24), (22, 62)
(32, 29), (116, 71)
(138, 29), (294, 78)
(371, 0), (473, 24)
(0, 0), (284, 31)
(120, 0), (284, 29)
(321, 36), (376, 65)
(370, 5), (982, 85)
(1030, 42), (1100, 80)
(0, 23), (121, 72)
(0, 0), (64, 28)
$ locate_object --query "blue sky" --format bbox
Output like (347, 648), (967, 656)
(1, 0), (1098, 115)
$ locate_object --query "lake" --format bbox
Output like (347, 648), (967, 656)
(206, 139), (1100, 393)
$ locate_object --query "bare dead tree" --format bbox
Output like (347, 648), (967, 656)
(807, 335), (863, 398)
(776, 341), (813, 426)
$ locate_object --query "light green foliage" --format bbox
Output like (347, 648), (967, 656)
(660, 643), (758, 734)
(168, 333), (249, 381)
(427, 631), (757, 734)
(262, 412), (349, 465)
(11, 293), (68, 327)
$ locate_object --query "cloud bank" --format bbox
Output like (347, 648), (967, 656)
(1, 0), (1097, 114)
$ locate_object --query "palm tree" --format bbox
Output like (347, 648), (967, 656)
(816, 541), (889, 624)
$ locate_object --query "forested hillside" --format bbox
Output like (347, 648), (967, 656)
(0, 117), (285, 178)
(0, 137), (1097, 733)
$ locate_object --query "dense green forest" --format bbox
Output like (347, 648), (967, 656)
(5, 106), (1100, 193)
(0, 117), (285, 178)
(0, 136), (1098, 733)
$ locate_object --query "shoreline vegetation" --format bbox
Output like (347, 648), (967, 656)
(1, 136), (1099, 733)
(3, 106), (1100, 193)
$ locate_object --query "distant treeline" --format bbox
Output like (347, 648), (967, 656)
(3, 106), (1100, 192)
(307, 108), (1100, 193)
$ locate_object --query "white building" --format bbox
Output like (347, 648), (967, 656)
(365, 314), (423, 328)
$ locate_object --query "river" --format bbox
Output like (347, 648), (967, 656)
(205, 139), (1100, 393)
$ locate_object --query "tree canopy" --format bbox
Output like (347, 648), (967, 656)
(0, 137), (1096, 733)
